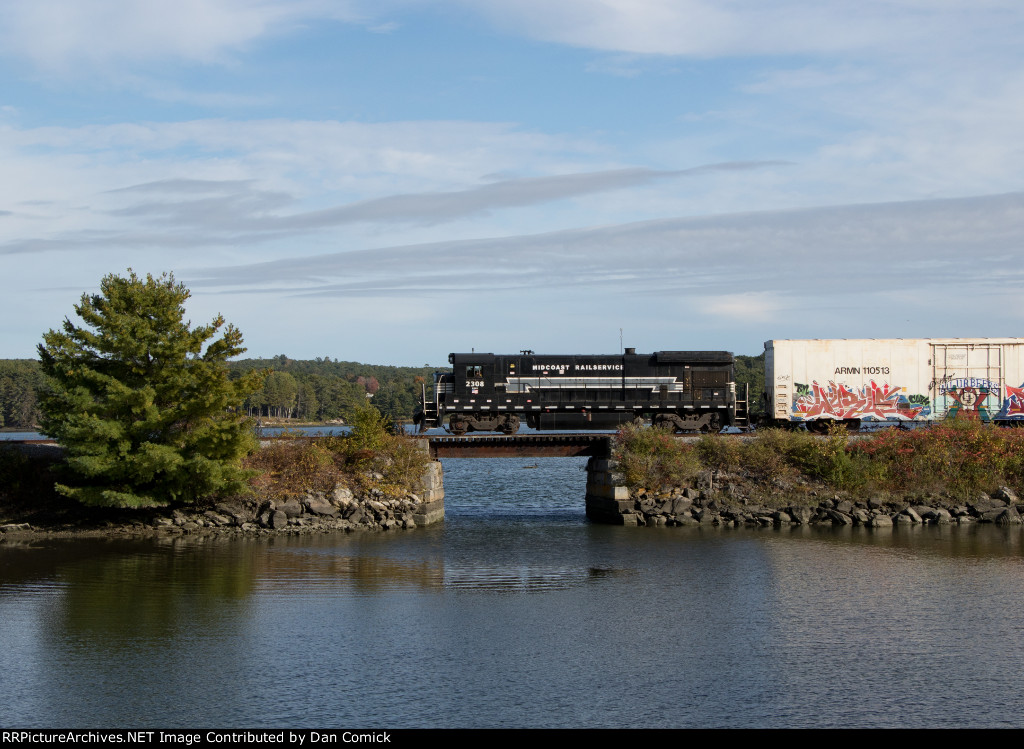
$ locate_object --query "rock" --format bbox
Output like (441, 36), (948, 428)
(836, 500), (854, 514)
(305, 498), (339, 517)
(852, 509), (871, 524)
(270, 511), (289, 529)
(671, 497), (693, 516)
(981, 508), (1008, 523)
(868, 514), (893, 527)
(153, 517), (175, 528)
(901, 507), (922, 523)
(994, 486), (1020, 504)
(0, 523), (31, 532)
(788, 506), (813, 524)
(203, 511), (233, 527)
(826, 509), (852, 526)
(279, 500), (304, 518)
(773, 511), (792, 524)
(995, 506), (1023, 525)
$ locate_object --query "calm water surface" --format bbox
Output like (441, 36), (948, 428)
(3, 457), (1024, 728)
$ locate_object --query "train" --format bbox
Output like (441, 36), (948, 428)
(414, 338), (1024, 433)
(413, 348), (748, 434)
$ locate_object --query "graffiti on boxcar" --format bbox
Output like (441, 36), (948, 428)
(996, 383), (1024, 420)
(940, 381), (999, 421)
(793, 381), (926, 421)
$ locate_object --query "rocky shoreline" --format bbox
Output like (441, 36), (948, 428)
(0, 445), (445, 540)
(585, 458), (1024, 527)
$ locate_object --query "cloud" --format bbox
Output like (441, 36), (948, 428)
(463, 0), (1024, 59)
(0, 0), (362, 72)
(1, 160), (788, 255)
(188, 191), (1024, 300)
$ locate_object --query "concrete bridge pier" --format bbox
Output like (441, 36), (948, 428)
(413, 442), (445, 526)
(584, 457), (635, 525)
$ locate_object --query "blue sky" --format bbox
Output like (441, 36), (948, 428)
(3, 1), (1024, 365)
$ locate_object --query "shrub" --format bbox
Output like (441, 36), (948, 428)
(244, 405), (429, 499)
(612, 421), (700, 491)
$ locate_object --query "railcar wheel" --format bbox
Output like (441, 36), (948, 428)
(448, 417), (468, 436)
(498, 414), (521, 435)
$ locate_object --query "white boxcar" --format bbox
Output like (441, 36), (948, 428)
(764, 338), (1024, 427)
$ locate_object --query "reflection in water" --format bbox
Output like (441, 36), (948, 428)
(3, 457), (1024, 727)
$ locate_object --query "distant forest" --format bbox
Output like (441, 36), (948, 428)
(0, 356), (439, 429)
(0, 352), (767, 429)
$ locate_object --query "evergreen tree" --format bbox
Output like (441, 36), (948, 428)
(37, 271), (264, 508)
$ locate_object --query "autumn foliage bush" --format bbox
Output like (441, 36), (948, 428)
(613, 418), (1024, 500)
(244, 405), (429, 499)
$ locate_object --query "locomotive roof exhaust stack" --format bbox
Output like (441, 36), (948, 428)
(624, 347), (636, 355)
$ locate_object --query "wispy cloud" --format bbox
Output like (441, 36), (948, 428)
(464, 0), (1023, 59)
(188, 191), (1024, 301)
(0, 0), (362, 73)
(0, 162), (789, 255)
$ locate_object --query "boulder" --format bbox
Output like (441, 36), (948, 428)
(995, 506), (1023, 525)
(305, 497), (339, 517)
(279, 500), (304, 518)
(994, 486), (1020, 504)
(788, 506), (813, 524)
(203, 511), (233, 527)
(901, 507), (922, 523)
(332, 485), (355, 503)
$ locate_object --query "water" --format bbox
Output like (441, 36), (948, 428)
(3, 458), (1024, 728)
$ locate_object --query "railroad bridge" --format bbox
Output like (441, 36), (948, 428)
(416, 433), (612, 459)
(412, 433), (625, 524)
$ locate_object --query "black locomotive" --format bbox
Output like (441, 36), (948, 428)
(414, 348), (748, 434)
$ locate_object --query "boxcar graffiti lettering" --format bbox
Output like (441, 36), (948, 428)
(941, 377), (1000, 391)
(794, 380), (924, 421)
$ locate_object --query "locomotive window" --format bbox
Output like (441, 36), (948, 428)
(466, 365), (483, 379)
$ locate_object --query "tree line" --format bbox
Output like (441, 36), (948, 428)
(228, 355), (436, 423)
(0, 355), (438, 429)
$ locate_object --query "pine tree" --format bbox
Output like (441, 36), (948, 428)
(37, 271), (264, 508)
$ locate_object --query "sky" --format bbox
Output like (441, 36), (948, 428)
(2, 0), (1024, 366)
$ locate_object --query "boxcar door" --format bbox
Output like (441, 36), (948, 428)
(931, 343), (1004, 420)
